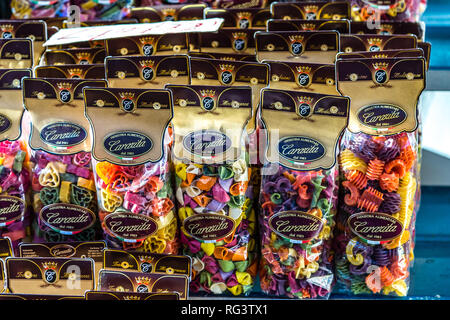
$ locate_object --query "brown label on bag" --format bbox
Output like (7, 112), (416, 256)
(269, 211), (324, 243)
(267, 19), (350, 33)
(23, 78), (107, 154)
(84, 88), (173, 165)
(348, 212), (403, 243)
(19, 241), (105, 261)
(85, 291), (179, 300)
(0, 39), (33, 69)
(106, 55), (190, 89)
(5, 257), (94, 295)
(106, 33), (188, 57)
(0, 237), (13, 259)
(266, 61), (338, 95)
(271, 1), (350, 20)
(34, 64), (105, 79)
(167, 85), (252, 164)
(103, 212), (158, 242)
(336, 57), (425, 135)
(39, 203), (97, 235)
(255, 31), (339, 64)
(131, 4), (206, 23)
(189, 29), (257, 55)
(261, 88), (349, 170)
(0, 196), (25, 227)
(103, 249), (191, 276)
(43, 47), (106, 66)
(0, 69), (31, 142)
(183, 214), (236, 243)
(205, 8), (271, 29)
(98, 270), (189, 299)
(340, 34), (417, 53)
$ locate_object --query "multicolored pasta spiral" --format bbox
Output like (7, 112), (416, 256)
(336, 131), (419, 297)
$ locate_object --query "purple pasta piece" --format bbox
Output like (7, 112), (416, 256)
(348, 134), (379, 162)
(276, 177), (291, 193)
(263, 181), (277, 194)
(349, 257), (372, 275)
(377, 138), (400, 162)
(380, 192), (401, 214)
(372, 246), (391, 266)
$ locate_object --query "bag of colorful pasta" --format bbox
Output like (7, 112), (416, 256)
(84, 87), (179, 255)
(334, 57), (426, 297)
(258, 88), (349, 299)
(23, 78), (107, 243)
(166, 84), (258, 296)
(0, 69), (32, 253)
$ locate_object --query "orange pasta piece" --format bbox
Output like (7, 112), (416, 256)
(379, 172), (400, 192)
(346, 170), (368, 189)
(385, 159), (407, 179)
(366, 159), (385, 180)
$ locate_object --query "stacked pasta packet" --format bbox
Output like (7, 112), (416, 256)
(0, 0), (430, 300)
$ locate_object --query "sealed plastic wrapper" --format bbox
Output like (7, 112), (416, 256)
(349, 0), (425, 23)
(23, 78), (107, 243)
(258, 88), (349, 299)
(335, 57), (426, 296)
(84, 87), (179, 255)
(0, 69), (32, 253)
(166, 84), (258, 296)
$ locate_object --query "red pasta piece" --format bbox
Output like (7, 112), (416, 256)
(342, 181), (359, 206)
(399, 145), (416, 172)
(384, 159), (407, 179)
(366, 159), (385, 181)
(357, 187), (384, 212)
(345, 170), (368, 190)
(379, 172), (400, 192)
(380, 266), (395, 287)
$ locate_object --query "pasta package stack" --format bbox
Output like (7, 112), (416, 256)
(258, 88), (350, 299)
(84, 87), (179, 254)
(166, 84), (258, 296)
(0, 69), (32, 253)
(23, 78), (107, 243)
(335, 57), (426, 297)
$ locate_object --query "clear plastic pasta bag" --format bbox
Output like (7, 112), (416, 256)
(349, 0), (424, 22)
(84, 87), (179, 254)
(334, 57), (426, 296)
(258, 88), (350, 299)
(23, 78), (106, 243)
(167, 84), (258, 296)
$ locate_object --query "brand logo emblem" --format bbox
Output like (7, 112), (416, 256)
(221, 71), (233, 85)
(278, 136), (326, 163)
(59, 89), (71, 103)
(201, 97), (215, 111)
(40, 122), (87, 147)
(357, 104), (407, 128)
(239, 18), (249, 29)
(297, 73), (310, 87)
(348, 212), (403, 243)
(79, 59), (89, 65)
(140, 262), (152, 273)
(268, 211), (324, 243)
(1, 32), (12, 39)
(233, 39), (246, 52)
(44, 269), (57, 284)
(298, 103), (311, 117)
(291, 42), (303, 55)
(103, 212), (158, 242)
(39, 204), (96, 235)
(183, 130), (232, 157)
(183, 213), (236, 242)
(0, 114), (12, 134)
(374, 69), (388, 84)
(369, 45), (381, 52)
(0, 196), (25, 227)
(136, 284), (149, 292)
(306, 12), (316, 20)
(142, 66), (154, 81)
(104, 131), (153, 158)
(122, 98), (135, 112)
(142, 44), (154, 56)
(49, 244), (76, 257)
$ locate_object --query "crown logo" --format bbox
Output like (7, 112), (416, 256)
(42, 261), (58, 270)
(123, 295), (141, 300)
(139, 36), (155, 45)
(297, 95), (314, 104)
(67, 68), (83, 77)
(237, 11), (252, 19)
(296, 65), (312, 74)
(0, 24), (14, 33)
(138, 255), (154, 263)
(200, 89), (215, 98)
(161, 8), (176, 17)
(219, 64), (235, 72)
(119, 92), (135, 100)
(372, 62), (389, 70)
(304, 5), (319, 13)
(76, 52), (91, 61)
(232, 32), (247, 39)
(372, 54), (389, 59)
(379, 24), (394, 34)
(301, 23), (316, 31)
(289, 34), (305, 43)
(135, 276), (150, 286)
(139, 60), (155, 68)
(367, 38), (383, 46)
(57, 82), (72, 90)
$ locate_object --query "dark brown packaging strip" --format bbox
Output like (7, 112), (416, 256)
(271, 1), (351, 20)
(189, 52), (257, 62)
(267, 19), (350, 33)
(339, 34), (418, 53)
(85, 291), (180, 300)
(349, 21), (425, 41)
(34, 64), (106, 79)
(0, 69), (31, 89)
(204, 8), (271, 29)
(43, 48), (106, 65)
(130, 4), (206, 23)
